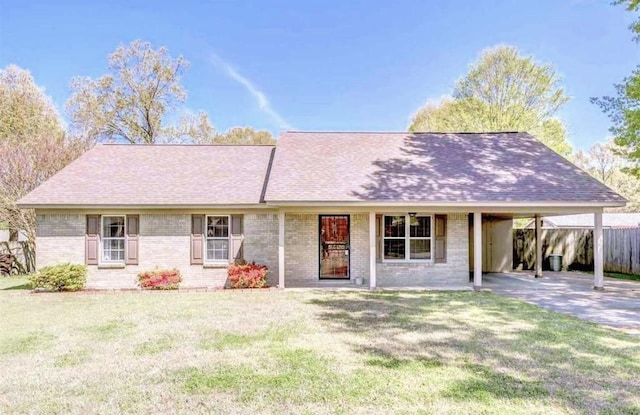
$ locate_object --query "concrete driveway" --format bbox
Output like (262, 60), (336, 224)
(482, 271), (640, 334)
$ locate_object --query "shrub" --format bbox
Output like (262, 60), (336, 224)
(228, 261), (268, 288)
(29, 263), (87, 292)
(137, 268), (182, 290)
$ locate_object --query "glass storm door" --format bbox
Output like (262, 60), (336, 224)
(319, 215), (350, 279)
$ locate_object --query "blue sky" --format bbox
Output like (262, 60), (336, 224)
(0, 0), (638, 150)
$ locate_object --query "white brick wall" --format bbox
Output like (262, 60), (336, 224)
(36, 213), (85, 267)
(376, 213), (469, 286)
(36, 212), (278, 289)
(36, 211), (470, 290)
(283, 213), (368, 287)
(243, 213), (279, 286)
(284, 214), (320, 287)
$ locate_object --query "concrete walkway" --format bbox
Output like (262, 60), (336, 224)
(482, 271), (640, 334)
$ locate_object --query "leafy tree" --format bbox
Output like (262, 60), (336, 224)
(0, 65), (84, 271)
(0, 65), (65, 143)
(67, 40), (214, 144)
(573, 140), (640, 212)
(213, 127), (275, 145)
(409, 45), (573, 157)
(591, 1), (640, 177)
(164, 111), (218, 143)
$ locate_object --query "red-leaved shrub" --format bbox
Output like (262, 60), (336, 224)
(228, 261), (268, 288)
(137, 268), (182, 290)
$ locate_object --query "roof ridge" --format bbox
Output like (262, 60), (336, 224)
(99, 143), (276, 147)
(283, 130), (527, 134)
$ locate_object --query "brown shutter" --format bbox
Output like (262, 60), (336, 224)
(376, 214), (382, 262)
(125, 215), (139, 265)
(191, 215), (204, 265)
(86, 215), (100, 265)
(434, 214), (447, 263)
(230, 214), (243, 262)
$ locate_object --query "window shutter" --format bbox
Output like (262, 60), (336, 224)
(125, 215), (139, 265)
(191, 215), (204, 265)
(375, 214), (382, 262)
(434, 214), (447, 263)
(86, 215), (100, 265)
(230, 214), (243, 262)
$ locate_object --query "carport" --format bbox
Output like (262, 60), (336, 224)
(471, 209), (609, 290)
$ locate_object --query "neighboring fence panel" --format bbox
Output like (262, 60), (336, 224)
(513, 228), (640, 275)
(603, 228), (640, 275)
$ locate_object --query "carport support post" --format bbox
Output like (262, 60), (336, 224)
(369, 211), (376, 290)
(473, 212), (482, 290)
(278, 210), (285, 289)
(535, 215), (543, 278)
(594, 211), (604, 290)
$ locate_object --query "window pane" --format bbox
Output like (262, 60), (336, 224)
(410, 239), (431, 260)
(384, 216), (405, 237)
(103, 216), (125, 238)
(384, 239), (405, 260)
(207, 216), (229, 238)
(103, 238), (124, 262)
(206, 239), (229, 261)
(410, 216), (431, 238)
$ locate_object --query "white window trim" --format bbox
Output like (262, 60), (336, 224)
(100, 215), (126, 264)
(382, 214), (433, 263)
(204, 214), (231, 264)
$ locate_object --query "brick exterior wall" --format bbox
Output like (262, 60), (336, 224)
(376, 213), (469, 286)
(36, 212), (278, 289)
(36, 213), (85, 267)
(284, 213), (371, 287)
(36, 211), (469, 290)
(243, 213), (279, 286)
(284, 214), (320, 287)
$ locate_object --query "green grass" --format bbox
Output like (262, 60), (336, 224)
(578, 270), (640, 282)
(0, 274), (31, 290)
(605, 272), (640, 282)
(0, 289), (638, 414)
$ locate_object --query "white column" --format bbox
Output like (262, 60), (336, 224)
(594, 211), (604, 290)
(535, 215), (543, 278)
(473, 212), (482, 289)
(278, 210), (285, 289)
(369, 211), (377, 290)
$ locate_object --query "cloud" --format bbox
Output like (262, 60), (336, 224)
(210, 53), (293, 131)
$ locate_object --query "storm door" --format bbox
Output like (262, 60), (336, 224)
(319, 215), (350, 279)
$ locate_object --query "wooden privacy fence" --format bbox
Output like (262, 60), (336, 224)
(513, 228), (640, 275)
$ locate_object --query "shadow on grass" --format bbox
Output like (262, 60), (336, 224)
(307, 291), (640, 413)
(2, 283), (31, 290)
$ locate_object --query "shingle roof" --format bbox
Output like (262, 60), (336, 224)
(539, 213), (640, 228)
(18, 144), (275, 207)
(264, 131), (626, 204)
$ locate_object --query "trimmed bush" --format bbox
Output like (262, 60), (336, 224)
(29, 263), (87, 292)
(228, 261), (268, 289)
(137, 268), (182, 290)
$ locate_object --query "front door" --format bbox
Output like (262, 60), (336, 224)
(319, 215), (350, 279)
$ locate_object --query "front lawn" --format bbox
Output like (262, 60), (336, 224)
(0, 289), (638, 414)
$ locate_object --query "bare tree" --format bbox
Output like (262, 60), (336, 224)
(0, 135), (84, 272)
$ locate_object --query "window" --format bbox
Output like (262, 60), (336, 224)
(383, 215), (432, 261)
(205, 215), (229, 262)
(102, 216), (125, 262)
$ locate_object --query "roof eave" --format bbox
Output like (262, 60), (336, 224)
(17, 203), (272, 210)
(264, 200), (627, 208)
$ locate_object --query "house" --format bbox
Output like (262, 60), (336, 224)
(524, 213), (640, 229)
(17, 132), (626, 290)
